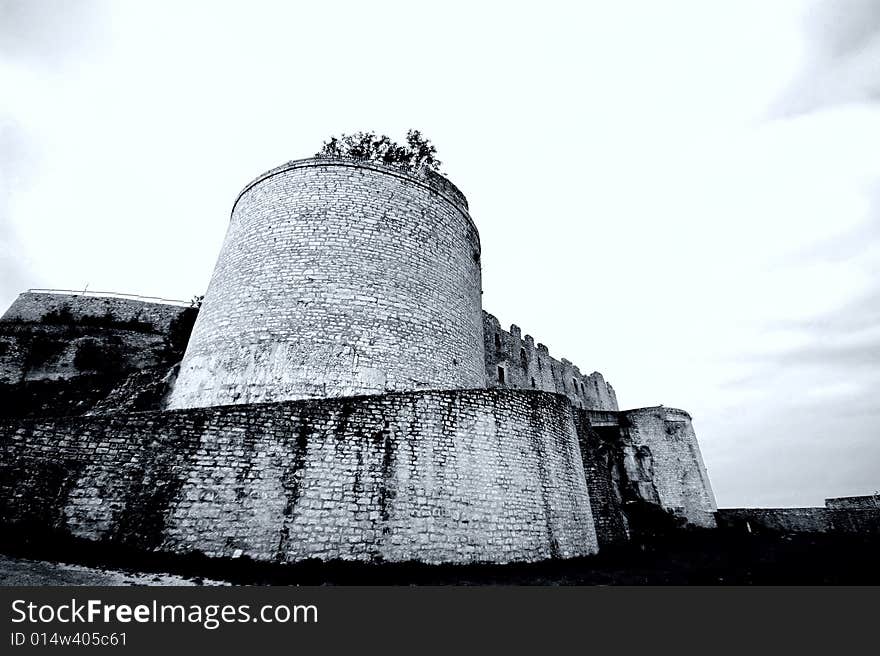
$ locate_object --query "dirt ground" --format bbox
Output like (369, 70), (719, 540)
(0, 554), (229, 586)
(1, 530), (878, 585)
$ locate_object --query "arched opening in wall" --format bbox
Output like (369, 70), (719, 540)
(520, 348), (527, 368)
(497, 366), (505, 384)
(494, 333), (501, 351)
(531, 377), (535, 388)
(573, 378), (579, 394)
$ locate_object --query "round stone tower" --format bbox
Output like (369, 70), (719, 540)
(168, 157), (486, 409)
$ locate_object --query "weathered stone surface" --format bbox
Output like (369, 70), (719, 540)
(169, 158), (486, 409)
(482, 312), (618, 411)
(0, 326), (167, 385)
(0, 293), (195, 416)
(620, 407), (717, 527)
(0, 389), (598, 565)
(572, 410), (630, 546)
(1, 293), (190, 333)
(718, 494), (880, 536)
(0, 293), (194, 386)
(85, 366), (179, 415)
(825, 494), (880, 510)
(716, 507), (880, 535)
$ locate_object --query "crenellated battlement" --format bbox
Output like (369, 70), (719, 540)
(482, 311), (618, 411)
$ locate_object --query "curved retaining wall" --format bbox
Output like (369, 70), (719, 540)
(621, 407), (717, 527)
(169, 158), (486, 409)
(0, 389), (598, 565)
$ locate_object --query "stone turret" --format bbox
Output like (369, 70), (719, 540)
(169, 157), (486, 409)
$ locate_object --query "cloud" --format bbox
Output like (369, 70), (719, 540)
(0, 118), (42, 307)
(0, 0), (109, 70)
(0, 0), (111, 309)
(779, 212), (879, 266)
(805, 0), (880, 58)
(772, 0), (880, 115)
(702, 271), (880, 506)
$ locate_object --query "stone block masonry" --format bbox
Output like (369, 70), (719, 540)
(825, 494), (880, 510)
(0, 389), (598, 565)
(169, 158), (486, 409)
(716, 508), (880, 535)
(572, 410), (630, 546)
(0, 292), (194, 385)
(0, 326), (171, 385)
(483, 312), (618, 411)
(621, 407), (717, 527)
(716, 494), (880, 536)
(0, 292), (195, 417)
(2, 292), (190, 334)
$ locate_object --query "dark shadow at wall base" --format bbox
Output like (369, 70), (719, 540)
(1, 523), (879, 586)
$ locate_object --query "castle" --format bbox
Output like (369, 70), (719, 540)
(0, 156), (720, 565)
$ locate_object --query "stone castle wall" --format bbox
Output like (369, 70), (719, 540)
(483, 312), (618, 411)
(0, 292), (193, 386)
(716, 508), (880, 535)
(621, 407), (717, 527)
(573, 410), (630, 545)
(0, 160), (730, 563)
(0, 326), (170, 385)
(170, 158), (486, 409)
(717, 494), (880, 536)
(2, 292), (189, 333)
(0, 389), (598, 565)
(825, 495), (880, 510)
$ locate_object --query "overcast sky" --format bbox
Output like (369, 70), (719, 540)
(1, 0), (878, 507)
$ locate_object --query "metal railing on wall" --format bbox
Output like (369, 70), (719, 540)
(27, 288), (191, 307)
